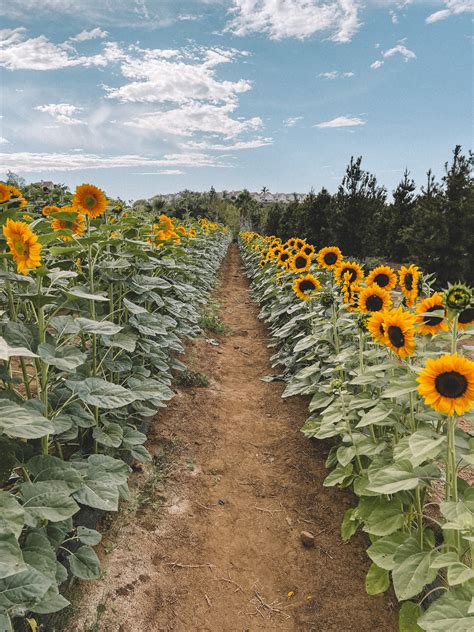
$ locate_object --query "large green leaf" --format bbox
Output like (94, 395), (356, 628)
(399, 602), (424, 632)
(0, 523), (27, 580)
(66, 286), (108, 301)
(365, 563), (389, 595)
(65, 378), (137, 409)
(0, 566), (50, 610)
(68, 545), (101, 579)
(92, 422), (123, 448)
(20, 481), (79, 523)
(27, 455), (84, 493)
(418, 586), (474, 631)
(0, 402), (54, 439)
(76, 317), (123, 335)
(392, 544), (437, 600)
(362, 499), (405, 536)
(3, 321), (35, 351)
(367, 460), (421, 494)
(367, 532), (410, 570)
(101, 331), (137, 352)
(0, 493), (24, 539)
(38, 342), (86, 371)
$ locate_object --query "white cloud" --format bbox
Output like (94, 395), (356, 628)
(0, 137), (9, 144)
(283, 116), (303, 127)
(125, 102), (262, 139)
(0, 151), (228, 172)
(383, 44), (416, 61)
(182, 137), (273, 151)
(69, 28), (108, 42)
(226, 0), (360, 43)
(35, 103), (84, 125)
(138, 169), (185, 175)
(370, 60), (384, 70)
(314, 116), (365, 128)
(426, 0), (473, 23)
(319, 70), (354, 79)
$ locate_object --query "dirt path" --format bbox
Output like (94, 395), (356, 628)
(71, 245), (398, 632)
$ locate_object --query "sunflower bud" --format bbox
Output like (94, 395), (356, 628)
(445, 283), (472, 312)
(320, 289), (335, 307)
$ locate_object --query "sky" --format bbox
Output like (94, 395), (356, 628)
(0, 0), (472, 201)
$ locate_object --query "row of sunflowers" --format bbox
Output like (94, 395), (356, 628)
(0, 181), (230, 631)
(239, 232), (473, 632)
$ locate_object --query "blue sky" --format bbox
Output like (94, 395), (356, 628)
(0, 0), (472, 200)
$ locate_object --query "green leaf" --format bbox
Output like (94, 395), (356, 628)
(0, 492), (24, 539)
(65, 378), (137, 409)
(3, 321), (35, 351)
(0, 566), (50, 610)
(367, 532), (410, 570)
(363, 499), (405, 536)
(418, 586), (474, 631)
(76, 317), (123, 335)
(27, 455), (83, 493)
(408, 430), (445, 466)
(0, 402), (54, 439)
(392, 548), (437, 601)
(340, 508), (360, 542)
(101, 331), (137, 352)
(38, 342), (86, 371)
(92, 422), (123, 448)
(31, 591), (70, 614)
(446, 563), (474, 586)
(440, 500), (473, 531)
(0, 523), (27, 579)
(365, 563), (390, 595)
(357, 406), (393, 428)
(399, 601), (424, 632)
(68, 545), (101, 579)
(66, 286), (108, 301)
(323, 463), (353, 487)
(20, 481), (79, 523)
(382, 377), (418, 399)
(76, 526), (102, 545)
(367, 460), (420, 494)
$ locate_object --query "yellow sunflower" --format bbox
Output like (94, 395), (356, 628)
(458, 305), (474, 330)
(42, 205), (61, 217)
(7, 185), (27, 208)
(259, 259), (267, 268)
(188, 228), (196, 238)
(73, 184), (107, 219)
(317, 246), (343, 270)
(399, 264), (420, 307)
(269, 246), (282, 259)
(302, 244), (315, 257)
(0, 182), (11, 203)
(287, 238), (296, 249)
(415, 293), (449, 336)
(358, 285), (392, 313)
(367, 310), (388, 345)
(366, 265), (398, 291)
(295, 238), (305, 250)
(293, 274), (321, 301)
(343, 281), (362, 311)
(383, 307), (417, 358)
(277, 249), (291, 267)
(2, 219), (42, 274)
(290, 251), (312, 273)
(176, 225), (188, 236)
(334, 260), (364, 285)
(51, 211), (86, 241)
(417, 354), (474, 416)
(270, 239), (282, 249)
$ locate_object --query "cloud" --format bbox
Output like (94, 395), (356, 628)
(283, 116), (303, 127)
(69, 28), (109, 42)
(0, 151), (228, 172)
(125, 102), (262, 139)
(181, 137), (273, 151)
(35, 103), (84, 125)
(319, 70), (354, 79)
(426, 0), (473, 23)
(225, 0), (360, 43)
(137, 169), (185, 175)
(383, 44), (416, 61)
(370, 60), (384, 70)
(314, 116), (365, 128)
(0, 137), (9, 145)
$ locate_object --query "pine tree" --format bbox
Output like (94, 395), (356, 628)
(385, 169), (416, 261)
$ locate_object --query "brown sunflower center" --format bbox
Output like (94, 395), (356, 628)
(303, 247), (312, 255)
(424, 305), (444, 326)
(299, 279), (316, 293)
(84, 195), (97, 209)
(435, 371), (468, 398)
(387, 325), (405, 348)
(324, 252), (337, 265)
(280, 253), (289, 262)
(366, 295), (383, 311)
(459, 307), (474, 324)
(295, 256), (307, 269)
(405, 273), (413, 290)
(374, 273), (389, 287)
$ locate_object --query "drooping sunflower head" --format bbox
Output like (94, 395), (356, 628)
(73, 184), (107, 219)
(417, 353), (474, 416)
(0, 182), (12, 203)
(458, 304), (474, 330)
(383, 307), (417, 358)
(367, 310), (388, 345)
(317, 246), (343, 270)
(319, 288), (335, 308)
(302, 244), (315, 257)
(334, 260), (364, 285)
(415, 292), (449, 336)
(176, 225), (188, 236)
(2, 219), (42, 274)
(42, 205), (61, 217)
(358, 285), (392, 313)
(290, 251), (312, 273)
(51, 210), (86, 241)
(444, 283), (472, 312)
(366, 265), (398, 291)
(293, 274), (321, 301)
(342, 282), (361, 311)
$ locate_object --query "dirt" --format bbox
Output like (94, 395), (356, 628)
(69, 245), (398, 632)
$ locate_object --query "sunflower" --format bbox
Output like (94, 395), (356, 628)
(302, 244), (315, 257)
(290, 251), (312, 273)
(444, 283), (472, 312)
(277, 250), (291, 267)
(259, 259), (267, 268)
(367, 310), (388, 345)
(176, 225), (188, 236)
(0, 182), (11, 203)
(287, 238), (296, 249)
(417, 354), (474, 416)
(383, 307), (417, 358)
(358, 285), (392, 313)
(366, 265), (397, 291)
(188, 228), (196, 239)
(293, 274), (321, 301)
(51, 212), (86, 241)
(73, 184), (107, 219)
(295, 238), (305, 250)
(343, 282), (361, 311)
(270, 239), (282, 249)
(42, 205), (61, 217)
(270, 246), (282, 259)
(399, 264), (420, 306)
(334, 260), (364, 285)
(458, 305), (474, 330)
(2, 219), (42, 274)
(317, 246), (343, 270)
(415, 293), (448, 336)
(7, 185), (27, 208)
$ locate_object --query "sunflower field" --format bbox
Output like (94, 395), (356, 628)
(240, 232), (474, 631)
(0, 182), (230, 630)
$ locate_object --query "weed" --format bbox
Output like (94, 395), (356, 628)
(198, 299), (228, 334)
(176, 368), (209, 387)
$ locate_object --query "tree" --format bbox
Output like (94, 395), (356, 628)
(385, 169), (417, 261)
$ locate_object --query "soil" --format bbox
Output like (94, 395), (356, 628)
(69, 245), (398, 632)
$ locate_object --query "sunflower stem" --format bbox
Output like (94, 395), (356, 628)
(446, 414), (460, 552)
(36, 276), (49, 456)
(451, 313), (458, 355)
